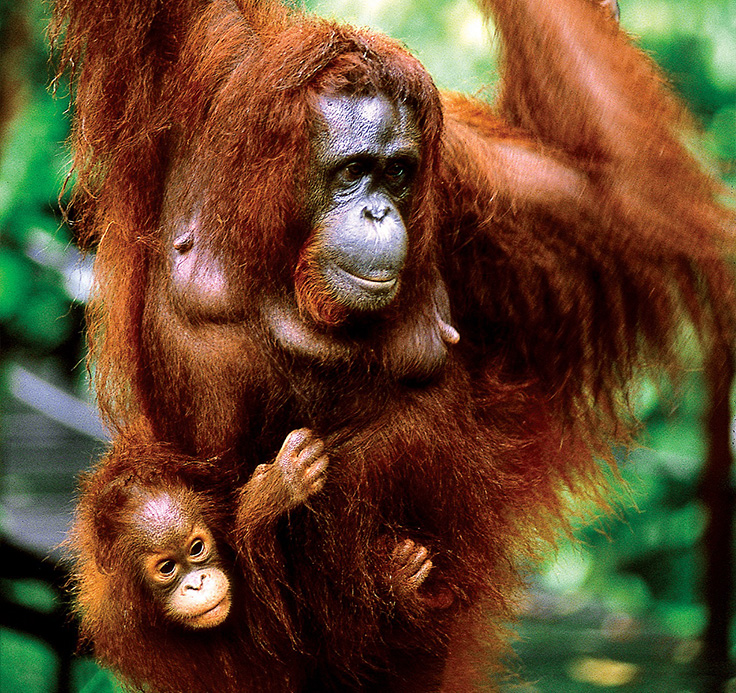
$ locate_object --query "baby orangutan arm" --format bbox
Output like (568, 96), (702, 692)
(232, 428), (328, 645)
(236, 428), (328, 536)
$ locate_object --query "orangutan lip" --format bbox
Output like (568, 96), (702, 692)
(190, 596), (230, 623)
(332, 265), (398, 293)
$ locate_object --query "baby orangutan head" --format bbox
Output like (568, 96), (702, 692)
(127, 485), (232, 629)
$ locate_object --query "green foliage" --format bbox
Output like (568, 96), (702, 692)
(538, 373), (713, 640)
(627, 1), (736, 185)
(0, 629), (59, 693)
(4, 578), (59, 613)
(0, 0), (76, 354)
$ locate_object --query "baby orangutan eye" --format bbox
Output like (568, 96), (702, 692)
(158, 559), (178, 577)
(189, 538), (206, 558)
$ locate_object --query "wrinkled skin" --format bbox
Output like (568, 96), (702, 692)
(303, 95), (419, 314)
(262, 94), (458, 377)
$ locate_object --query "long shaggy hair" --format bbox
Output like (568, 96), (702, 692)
(53, 0), (735, 689)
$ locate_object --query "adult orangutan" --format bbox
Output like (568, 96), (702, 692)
(54, 0), (735, 690)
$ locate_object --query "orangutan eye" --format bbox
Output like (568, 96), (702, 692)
(158, 559), (177, 577)
(340, 160), (368, 183)
(385, 162), (406, 180)
(189, 538), (206, 558)
(385, 159), (415, 191)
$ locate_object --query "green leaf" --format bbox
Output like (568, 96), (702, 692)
(7, 286), (72, 349)
(0, 248), (32, 320)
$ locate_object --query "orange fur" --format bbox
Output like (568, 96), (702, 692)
(69, 434), (307, 692)
(53, 0), (735, 690)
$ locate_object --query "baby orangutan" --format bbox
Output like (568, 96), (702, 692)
(70, 429), (442, 692)
(133, 484), (232, 629)
(69, 438), (268, 692)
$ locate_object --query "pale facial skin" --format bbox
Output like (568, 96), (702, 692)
(137, 492), (232, 629)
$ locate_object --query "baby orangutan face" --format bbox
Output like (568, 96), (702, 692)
(136, 490), (232, 629)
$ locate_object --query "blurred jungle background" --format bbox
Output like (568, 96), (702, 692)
(1, 0), (736, 691)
